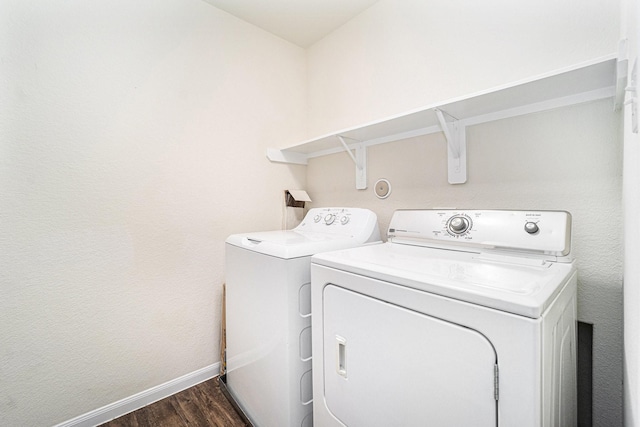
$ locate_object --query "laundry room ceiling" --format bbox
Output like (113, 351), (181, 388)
(201, 0), (380, 47)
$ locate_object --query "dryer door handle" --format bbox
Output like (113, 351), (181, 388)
(336, 335), (347, 378)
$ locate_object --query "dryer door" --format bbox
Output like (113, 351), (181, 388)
(323, 284), (498, 427)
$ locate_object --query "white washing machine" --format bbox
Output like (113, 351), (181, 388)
(311, 209), (577, 427)
(225, 207), (381, 427)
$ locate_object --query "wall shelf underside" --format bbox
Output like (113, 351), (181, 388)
(267, 54), (621, 185)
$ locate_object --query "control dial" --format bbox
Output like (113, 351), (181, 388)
(314, 215), (322, 223)
(524, 222), (539, 234)
(324, 214), (336, 225)
(448, 216), (470, 234)
(340, 216), (350, 225)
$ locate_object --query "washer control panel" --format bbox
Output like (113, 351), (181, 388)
(297, 207), (381, 239)
(388, 209), (572, 257)
(312, 210), (351, 226)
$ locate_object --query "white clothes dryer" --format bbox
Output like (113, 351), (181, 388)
(311, 209), (577, 427)
(225, 208), (381, 427)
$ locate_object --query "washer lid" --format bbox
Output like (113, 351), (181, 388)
(225, 207), (381, 259)
(226, 230), (379, 259)
(312, 242), (576, 318)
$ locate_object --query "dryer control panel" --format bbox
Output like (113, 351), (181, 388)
(388, 209), (572, 257)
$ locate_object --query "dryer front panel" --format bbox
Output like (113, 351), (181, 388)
(322, 284), (498, 427)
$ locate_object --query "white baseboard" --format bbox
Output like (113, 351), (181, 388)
(54, 363), (220, 427)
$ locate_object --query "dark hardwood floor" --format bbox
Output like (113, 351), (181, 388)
(99, 377), (250, 427)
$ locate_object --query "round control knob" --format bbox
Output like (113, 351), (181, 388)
(314, 215), (322, 223)
(340, 216), (350, 225)
(524, 222), (539, 234)
(324, 214), (336, 225)
(448, 216), (470, 234)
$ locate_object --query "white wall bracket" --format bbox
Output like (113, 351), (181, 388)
(435, 109), (467, 184)
(615, 39), (630, 111)
(626, 59), (638, 133)
(337, 135), (367, 189)
(265, 148), (308, 165)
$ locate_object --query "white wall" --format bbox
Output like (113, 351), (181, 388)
(305, 0), (623, 425)
(0, 0), (306, 425)
(623, 0), (640, 424)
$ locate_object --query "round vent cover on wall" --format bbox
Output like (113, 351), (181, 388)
(374, 179), (391, 199)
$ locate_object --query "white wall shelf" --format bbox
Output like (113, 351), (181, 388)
(267, 53), (622, 187)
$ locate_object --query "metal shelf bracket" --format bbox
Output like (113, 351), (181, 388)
(435, 109), (467, 184)
(337, 135), (367, 189)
